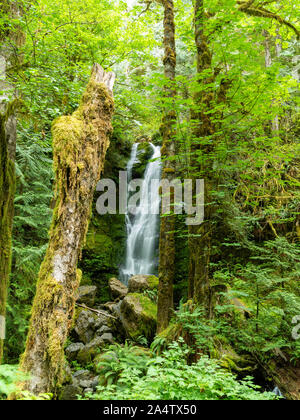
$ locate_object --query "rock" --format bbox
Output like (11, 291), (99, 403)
(109, 277), (128, 299)
(74, 308), (108, 344)
(97, 325), (111, 335)
(74, 309), (97, 344)
(103, 301), (117, 313)
(59, 384), (83, 401)
(79, 379), (94, 389)
(65, 343), (85, 361)
(120, 293), (157, 341)
(72, 370), (91, 383)
(76, 285), (97, 307)
(132, 142), (154, 179)
(100, 332), (114, 344)
(77, 337), (105, 364)
(79, 376), (99, 390)
(128, 275), (159, 293)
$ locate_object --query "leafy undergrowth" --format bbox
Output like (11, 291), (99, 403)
(82, 340), (276, 401)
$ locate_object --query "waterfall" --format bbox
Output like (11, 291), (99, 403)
(120, 143), (161, 284)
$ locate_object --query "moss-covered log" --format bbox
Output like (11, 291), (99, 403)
(20, 64), (115, 395)
(157, 0), (177, 333)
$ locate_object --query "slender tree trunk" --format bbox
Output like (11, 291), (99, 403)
(0, 0), (20, 363)
(157, 0), (177, 333)
(188, 0), (214, 310)
(20, 64), (115, 396)
(263, 29), (280, 134)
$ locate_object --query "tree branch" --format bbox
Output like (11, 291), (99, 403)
(237, 1), (300, 39)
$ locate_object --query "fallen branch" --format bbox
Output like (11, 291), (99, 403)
(76, 303), (117, 320)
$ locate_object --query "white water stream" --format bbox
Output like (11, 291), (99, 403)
(120, 143), (161, 284)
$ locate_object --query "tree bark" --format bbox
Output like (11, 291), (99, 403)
(0, 100), (16, 364)
(263, 29), (280, 134)
(0, 0), (20, 363)
(188, 0), (214, 310)
(157, 0), (177, 333)
(20, 64), (115, 395)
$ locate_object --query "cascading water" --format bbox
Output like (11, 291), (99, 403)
(120, 143), (161, 284)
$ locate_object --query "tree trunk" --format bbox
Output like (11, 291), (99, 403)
(0, 0), (20, 363)
(157, 0), (177, 333)
(0, 101), (16, 364)
(263, 30), (280, 134)
(188, 0), (214, 310)
(20, 64), (115, 395)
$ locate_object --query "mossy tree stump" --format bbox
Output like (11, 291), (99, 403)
(20, 64), (115, 395)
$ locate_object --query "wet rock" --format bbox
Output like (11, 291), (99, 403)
(120, 293), (157, 341)
(128, 275), (159, 293)
(76, 285), (97, 307)
(65, 343), (85, 361)
(109, 277), (128, 299)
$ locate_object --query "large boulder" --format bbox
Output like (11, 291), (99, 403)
(109, 277), (128, 299)
(120, 293), (157, 341)
(76, 285), (97, 307)
(128, 275), (158, 293)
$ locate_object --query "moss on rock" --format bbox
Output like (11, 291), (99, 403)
(120, 293), (157, 342)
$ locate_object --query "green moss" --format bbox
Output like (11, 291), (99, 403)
(147, 275), (159, 290)
(124, 293), (157, 341)
(0, 108), (16, 362)
(163, 167), (176, 174)
(159, 322), (181, 342)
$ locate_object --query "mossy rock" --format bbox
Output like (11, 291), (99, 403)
(120, 293), (157, 342)
(128, 274), (158, 293)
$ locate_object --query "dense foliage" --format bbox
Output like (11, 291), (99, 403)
(86, 340), (276, 400)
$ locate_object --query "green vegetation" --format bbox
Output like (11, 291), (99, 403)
(0, 0), (299, 401)
(86, 340), (276, 400)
